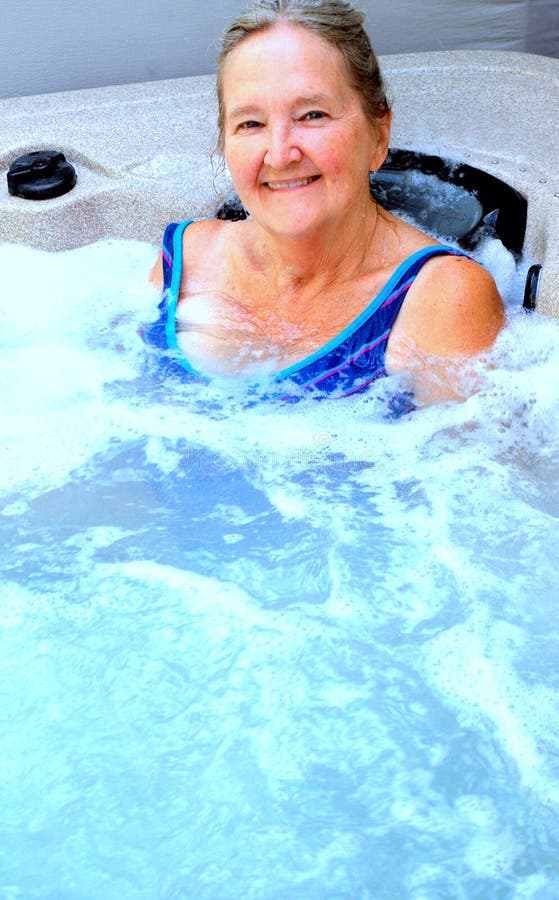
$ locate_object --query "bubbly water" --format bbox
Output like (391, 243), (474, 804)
(1, 238), (559, 900)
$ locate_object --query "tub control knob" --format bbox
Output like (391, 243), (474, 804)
(7, 150), (77, 200)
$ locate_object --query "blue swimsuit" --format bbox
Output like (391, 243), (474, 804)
(145, 219), (468, 402)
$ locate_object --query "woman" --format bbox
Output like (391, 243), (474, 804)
(149, 0), (504, 407)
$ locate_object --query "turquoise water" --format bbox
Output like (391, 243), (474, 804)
(1, 240), (559, 899)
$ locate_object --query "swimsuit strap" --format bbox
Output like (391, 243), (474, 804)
(142, 220), (194, 357)
(162, 220), (198, 374)
(161, 220), (194, 293)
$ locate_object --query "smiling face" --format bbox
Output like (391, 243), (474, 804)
(221, 22), (390, 241)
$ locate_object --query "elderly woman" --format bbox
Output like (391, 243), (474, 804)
(149, 0), (504, 407)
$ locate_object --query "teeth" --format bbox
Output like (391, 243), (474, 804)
(267, 177), (316, 190)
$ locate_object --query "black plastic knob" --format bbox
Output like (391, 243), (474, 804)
(7, 150), (77, 200)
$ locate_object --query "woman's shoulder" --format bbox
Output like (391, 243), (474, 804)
(178, 217), (261, 293)
(384, 224), (505, 404)
(382, 214), (502, 319)
(149, 218), (234, 290)
(182, 217), (252, 252)
(390, 243), (505, 359)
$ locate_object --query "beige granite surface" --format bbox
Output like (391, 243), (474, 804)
(1, 51), (558, 316)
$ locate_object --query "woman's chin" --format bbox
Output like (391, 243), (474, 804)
(256, 206), (336, 241)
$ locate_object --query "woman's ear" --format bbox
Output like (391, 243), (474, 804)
(369, 110), (392, 172)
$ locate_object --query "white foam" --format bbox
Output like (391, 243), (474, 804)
(2, 238), (559, 896)
(0, 239), (157, 498)
(424, 606), (559, 808)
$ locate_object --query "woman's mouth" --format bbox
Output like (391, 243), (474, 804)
(265, 175), (320, 191)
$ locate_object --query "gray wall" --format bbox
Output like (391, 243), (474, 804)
(1, 0), (558, 100)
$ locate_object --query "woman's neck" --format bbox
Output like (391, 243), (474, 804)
(253, 199), (380, 296)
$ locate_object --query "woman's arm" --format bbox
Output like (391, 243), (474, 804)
(385, 255), (505, 406)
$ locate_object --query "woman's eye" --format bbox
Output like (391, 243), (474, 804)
(239, 120), (262, 130)
(304, 110), (326, 121)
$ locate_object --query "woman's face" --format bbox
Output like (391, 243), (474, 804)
(221, 23), (390, 241)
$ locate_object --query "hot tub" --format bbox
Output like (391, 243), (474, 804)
(1, 52), (559, 899)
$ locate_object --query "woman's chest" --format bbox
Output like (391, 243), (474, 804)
(174, 274), (384, 378)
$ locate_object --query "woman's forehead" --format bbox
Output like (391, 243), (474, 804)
(222, 23), (351, 106)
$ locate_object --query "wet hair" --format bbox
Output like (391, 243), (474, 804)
(216, 0), (391, 152)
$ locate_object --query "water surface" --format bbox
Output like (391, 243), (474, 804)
(1, 239), (558, 899)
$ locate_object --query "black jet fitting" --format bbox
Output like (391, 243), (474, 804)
(523, 264), (542, 311)
(7, 150), (77, 200)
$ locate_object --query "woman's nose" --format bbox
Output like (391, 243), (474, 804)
(264, 124), (302, 169)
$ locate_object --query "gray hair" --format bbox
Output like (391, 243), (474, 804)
(216, 0), (391, 152)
